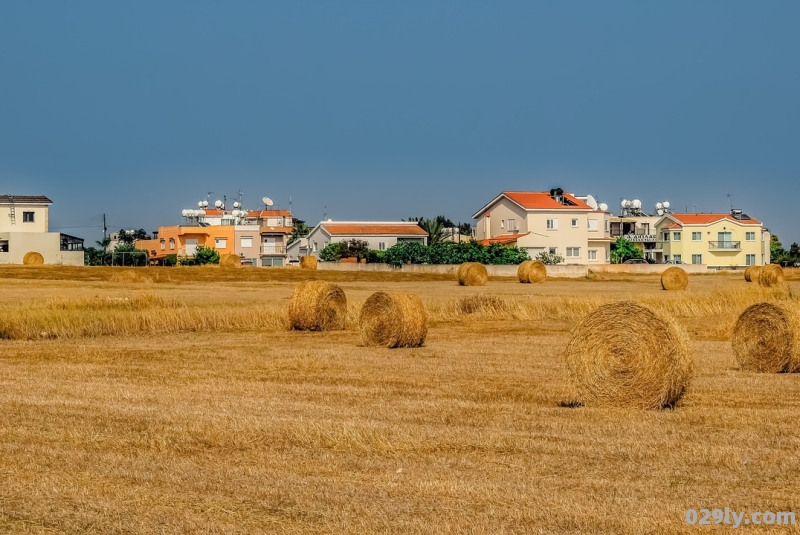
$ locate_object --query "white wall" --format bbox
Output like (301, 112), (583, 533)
(0, 232), (83, 265)
(0, 204), (49, 233)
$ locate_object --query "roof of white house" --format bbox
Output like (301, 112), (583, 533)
(472, 191), (595, 218)
(317, 221), (428, 236)
(0, 195), (53, 204)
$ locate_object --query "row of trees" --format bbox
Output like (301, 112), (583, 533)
(770, 234), (800, 266)
(84, 228), (222, 266)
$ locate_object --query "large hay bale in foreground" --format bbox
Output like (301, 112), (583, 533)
(744, 265), (762, 282)
(457, 262), (488, 286)
(300, 255), (318, 270)
(758, 264), (785, 288)
(660, 266), (688, 290)
(22, 251), (44, 265)
(731, 302), (800, 373)
(359, 291), (427, 348)
(564, 301), (693, 409)
(288, 280), (346, 331)
(518, 260), (547, 283)
(219, 254), (242, 268)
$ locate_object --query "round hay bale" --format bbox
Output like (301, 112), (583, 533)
(564, 301), (693, 409)
(517, 260), (546, 283)
(660, 266), (688, 290)
(731, 302), (800, 373)
(457, 262), (488, 286)
(359, 291), (428, 348)
(757, 264), (785, 288)
(288, 280), (346, 331)
(22, 251), (44, 265)
(219, 254), (242, 268)
(744, 265), (762, 282)
(299, 255), (318, 270)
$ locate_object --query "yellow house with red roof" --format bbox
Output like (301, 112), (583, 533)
(654, 211), (770, 267)
(472, 189), (613, 264)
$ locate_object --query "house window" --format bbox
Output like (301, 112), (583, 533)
(240, 236), (253, 248)
(549, 247), (557, 255)
(508, 218), (518, 231)
(546, 218), (558, 230)
(566, 247), (580, 258)
(663, 232), (670, 241)
(673, 232), (681, 241)
(605, 220), (609, 232)
(588, 219), (598, 231)
(215, 238), (227, 249)
(23, 211), (34, 222)
(588, 249), (597, 261)
(746, 254), (756, 266)
(169, 238), (175, 250)
(673, 254), (682, 263)
(313, 241), (318, 252)
(692, 232), (701, 241)
(746, 232), (755, 241)
(500, 220), (505, 229)
(571, 218), (578, 228)
(379, 242), (386, 251)
(692, 254), (702, 265)
(606, 248), (610, 261)
(160, 239), (165, 251)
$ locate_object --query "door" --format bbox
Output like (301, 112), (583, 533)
(718, 232), (732, 248)
(185, 239), (198, 256)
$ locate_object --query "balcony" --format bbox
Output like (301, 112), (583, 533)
(708, 241), (741, 251)
(261, 245), (287, 255)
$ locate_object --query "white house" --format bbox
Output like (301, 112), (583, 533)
(0, 195), (84, 265)
(304, 221), (428, 257)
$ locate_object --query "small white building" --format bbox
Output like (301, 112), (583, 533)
(0, 195), (84, 265)
(304, 221), (428, 257)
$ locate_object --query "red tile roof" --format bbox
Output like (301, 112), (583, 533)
(669, 213), (762, 225)
(479, 232), (529, 245)
(662, 223), (682, 229)
(321, 223), (428, 236)
(503, 192), (592, 210)
(247, 210), (293, 218)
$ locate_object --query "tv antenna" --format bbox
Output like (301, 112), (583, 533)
(727, 193), (733, 210)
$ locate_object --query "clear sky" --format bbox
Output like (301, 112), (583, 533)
(1, 1), (798, 245)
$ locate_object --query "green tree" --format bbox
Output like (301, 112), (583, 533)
(771, 234), (787, 264)
(610, 237), (643, 264)
(319, 242), (345, 262)
(117, 229), (151, 245)
(288, 221), (310, 245)
(179, 245), (220, 265)
(96, 236), (111, 252)
(534, 251), (564, 265)
(405, 216), (446, 246)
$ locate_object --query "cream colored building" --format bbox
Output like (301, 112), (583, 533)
(0, 195), (84, 265)
(305, 221), (428, 257)
(472, 189), (613, 264)
(609, 215), (664, 262)
(655, 211), (769, 267)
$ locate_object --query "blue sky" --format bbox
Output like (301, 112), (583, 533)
(1, 1), (798, 244)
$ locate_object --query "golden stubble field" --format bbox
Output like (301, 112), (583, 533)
(0, 266), (799, 534)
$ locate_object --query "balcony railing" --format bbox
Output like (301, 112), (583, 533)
(610, 227), (652, 237)
(261, 245), (287, 255)
(708, 241), (741, 250)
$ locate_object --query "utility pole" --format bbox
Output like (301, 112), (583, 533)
(103, 213), (107, 240)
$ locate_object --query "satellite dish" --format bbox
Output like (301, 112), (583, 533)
(233, 201), (240, 209)
(197, 201), (203, 208)
(657, 208), (664, 216)
(598, 203), (608, 212)
(585, 194), (598, 210)
(656, 202), (663, 209)
(214, 200), (222, 208)
(621, 199), (628, 208)
(632, 199), (641, 209)
(663, 201), (670, 209)
(262, 196), (274, 207)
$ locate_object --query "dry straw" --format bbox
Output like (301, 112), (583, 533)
(22, 251), (44, 265)
(744, 265), (762, 282)
(219, 254), (242, 268)
(564, 300), (693, 409)
(457, 262), (488, 286)
(300, 255), (318, 270)
(359, 291), (427, 348)
(660, 266), (688, 290)
(288, 280), (347, 331)
(731, 302), (800, 373)
(518, 260), (547, 283)
(757, 264), (785, 288)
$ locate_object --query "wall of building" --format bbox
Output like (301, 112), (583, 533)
(0, 232), (83, 265)
(516, 211), (602, 265)
(658, 220), (766, 267)
(0, 204), (50, 233)
(234, 228), (261, 263)
(474, 200), (528, 240)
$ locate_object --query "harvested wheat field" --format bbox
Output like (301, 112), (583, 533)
(1, 266), (799, 534)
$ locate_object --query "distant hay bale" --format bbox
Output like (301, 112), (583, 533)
(757, 264), (785, 288)
(744, 265), (762, 282)
(22, 251), (44, 265)
(518, 260), (547, 283)
(300, 255), (318, 270)
(660, 266), (688, 290)
(564, 301), (693, 409)
(457, 262), (488, 286)
(731, 302), (800, 373)
(359, 291), (427, 348)
(219, 254), (242, 268)
(288, 280), (346, 331)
